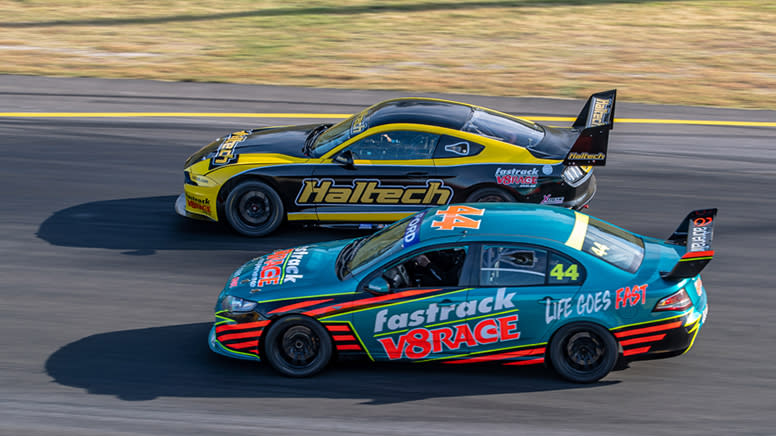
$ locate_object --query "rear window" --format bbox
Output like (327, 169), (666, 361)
(582, 217), (644, 273)
(462, 109), (545, 148)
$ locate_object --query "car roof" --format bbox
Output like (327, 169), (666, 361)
(365, 98), (474, 130)
(417, 203), (579, 245)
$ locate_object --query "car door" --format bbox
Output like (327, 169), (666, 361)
(307, 129), (450, 223)
(462, 244), (585, 360)
(349, 244), (475, 361)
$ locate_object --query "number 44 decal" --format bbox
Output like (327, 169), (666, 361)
(550, 263), (579, 281)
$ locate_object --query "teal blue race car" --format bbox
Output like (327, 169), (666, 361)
(209, 203), (715, 383)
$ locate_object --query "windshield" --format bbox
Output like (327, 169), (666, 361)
(346, 217), (412, 272)
(463, 109), (545, 148)
(309, 116), (354, 157)
(582, 217), (645, 273)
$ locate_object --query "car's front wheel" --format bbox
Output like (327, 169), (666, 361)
(465, 187), (515, 203)
(263, 315), (333, 377)
(224, 180), (284, 237)
(549, 322), (618, 383)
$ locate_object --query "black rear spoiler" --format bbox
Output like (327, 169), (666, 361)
(564, 89), (616, 166)
(661, 209), (717, 280)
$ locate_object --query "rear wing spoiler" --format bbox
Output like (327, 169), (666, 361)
(564, 89), (616, 166)
(661, 209), (717, 280)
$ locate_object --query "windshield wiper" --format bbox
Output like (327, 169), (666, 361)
(303, 124), (330, 156)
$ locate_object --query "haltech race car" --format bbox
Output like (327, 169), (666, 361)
(209, 203), (715, 383)
(177, 90), (616, 236)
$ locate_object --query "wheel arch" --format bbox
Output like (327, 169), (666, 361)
(216, 172), (286, 221)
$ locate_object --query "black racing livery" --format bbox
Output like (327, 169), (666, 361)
(176, 90), (616, 236)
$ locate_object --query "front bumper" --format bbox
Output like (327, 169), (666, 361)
(175, 192), (217, 222)
(208, 324), (261, 361)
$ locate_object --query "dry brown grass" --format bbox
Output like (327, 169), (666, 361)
(1, 0), (774, 109)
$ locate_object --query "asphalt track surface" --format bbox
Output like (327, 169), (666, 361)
(1, 75), (774, 436)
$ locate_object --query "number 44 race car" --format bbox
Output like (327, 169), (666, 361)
(177, 90), (616, 236)
(209, 203), (715, 383)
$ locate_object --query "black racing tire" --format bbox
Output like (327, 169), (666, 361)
(263, 315), (333, 377)
(224, 180), (284, 237)
(549, 322), (618, 383)
(465, 187), (516, 203)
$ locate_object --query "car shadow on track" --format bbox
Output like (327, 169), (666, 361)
(46, 322), (616, 403)
(36, 195), (368, 253)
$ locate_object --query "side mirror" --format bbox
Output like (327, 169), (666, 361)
(333, 150), (355, 168)
(365, 276), (391, 294)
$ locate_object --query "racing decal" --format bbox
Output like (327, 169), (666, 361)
(185, 194), (211, 215)
(324, 323), (366, 352)
(373, 288), (515, 334)
(377, 314), (520, 360)
(544, 284), (648, 324)
(540, 194), (564, 205)
(303, 288), (444, 318)
(588, 96), (613, 127)
(211, 130), (249, 168)
(250, 246), (309, 287)
(402, 211), (426, 248)
(615, 284), (647, 309)
(611, 316), (686, 357)
(443, 345), (545, 365)
(295, 179), (452, 206)
(494, 167), (539, 188)
(431, 205), (484, 230)
(687, 215), (714, 254)
(267, 298), (334, 314)
(566, 151), (606, 163)
(214, 320), (269, 355)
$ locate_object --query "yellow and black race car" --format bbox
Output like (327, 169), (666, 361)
(176, 90), (615, 236)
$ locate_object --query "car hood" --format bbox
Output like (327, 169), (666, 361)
(185, 124), (324, 168)
(223, 238), (353, 301)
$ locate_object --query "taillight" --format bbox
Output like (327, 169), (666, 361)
(694, 278), (703, 296)
(561, 165), (592, 187)
(653, 289), (693, 312)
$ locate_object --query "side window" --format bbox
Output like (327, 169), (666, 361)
(547, 252), (584, 285)
(480, 245), (547, 286)
(347, 130), (439, 160)
(381, 246), (468, 290)
(434, 134), (484, 158)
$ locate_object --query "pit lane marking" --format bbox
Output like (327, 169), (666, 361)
(0, 112), (774, 127)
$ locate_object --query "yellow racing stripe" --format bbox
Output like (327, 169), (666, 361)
(565, 211), (589, 250)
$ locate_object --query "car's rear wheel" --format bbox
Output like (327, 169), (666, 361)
(224, 180), (284, 237)
(263, 315), (332, 377)
(465, 187), (515, 203)
(549, 322), (617, 383)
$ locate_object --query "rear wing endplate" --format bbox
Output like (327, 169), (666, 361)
(564, 89), (616, 166)
(661, 209), (717, 280)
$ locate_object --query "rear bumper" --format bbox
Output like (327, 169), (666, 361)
(612, 306), (707, 362)
(563, 174), (597, 210)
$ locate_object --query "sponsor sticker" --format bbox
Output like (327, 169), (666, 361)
(540, 194), (564, 205)
(402, 211), (426, 248)
(373, 288), (519, 360)
(185, 194), (211, 215)
(296, 178), (452, 206)
(250, 246), (310, 287)
(494, 167), (539, 188)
